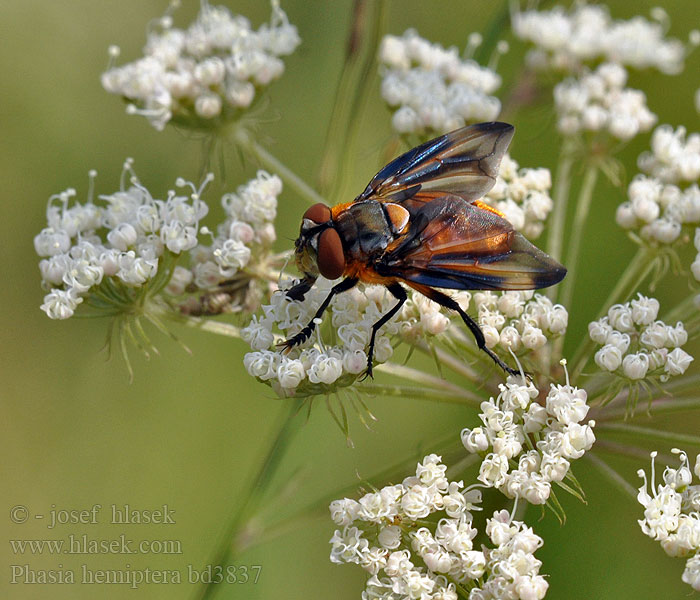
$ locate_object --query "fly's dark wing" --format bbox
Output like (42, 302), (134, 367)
(376, 195), (566, 291)
(355, 122), (514, 212)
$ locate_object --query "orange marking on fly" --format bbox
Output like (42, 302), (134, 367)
(330, 201), (354, 220)
(284, 122), (566, 379)
(472, 199), (506, 218)
(384, 203), (410, 234)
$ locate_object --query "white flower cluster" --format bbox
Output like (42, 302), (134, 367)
(470, 291), (568, 354)
(484, 154), (553, 239)
(101, 1), (300, 131)
(175, 170), (281, 314)
(35, 163), (283, 321)
(554, 62), (656, 141)
(329, 454), (549, 600)
(243, 282), (464, 397)
(615, 175), (700, 245)
(462, 368), (595, 506)
(512, 4), (691, 75)
(637, 125), (700, 185)
(637, 449), (700, 592)
(589, 294), (693, 381)
(379, 29), (502, 136)
(35, 161), (209, 319)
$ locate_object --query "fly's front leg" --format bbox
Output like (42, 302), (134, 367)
(285, 276), (316, 302)
(361, 283), (407, 380)
(279, 277), (358, 351)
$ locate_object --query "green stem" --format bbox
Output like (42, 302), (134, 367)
(570, 246), (655, 381)
(558, 164), (599, 312)
(316, 0), (385, 200)
(374, 362), (481, 401)
(600, 396), (700, 421)
(233, 127), (327, 206)
(546, 152), (575, 297)
(197, 399), (303, 600)
(176, 315), (241, 339)
(596, 422), (700, 447)
(662, 293), (696, 325)
(585, 452), (637, 500)
(358, 382), (481, 406)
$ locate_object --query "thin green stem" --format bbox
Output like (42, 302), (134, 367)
(242, 431), (466, 551)
(546, 152), (575, 297)
(585, 453), (637, 500)
(175, 315), (241, 338)
(596, 422), (700, 448)
(374, 362), (482, 404)
(662, 293), (696, 325)
(317, 0), (385, 200)
(358, 382), (481, 406)
(197, 400), (303, 600)
(558, 164), (599, 311)
(233, 127), (326, 206)
(604, 397), (700, 421)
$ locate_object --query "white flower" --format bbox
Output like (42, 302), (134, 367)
(103, 1), (300, 130)
(330, 462), (549, 599)
(34, 227), (72, 257)
(378, 29), (502, 135)
(329, 526), (369, 565)
(378, 526), (402, 550)
(665, 348), (694, 376)
(116, 251), (158, 285)
(630, 293), (660, 325)
(275, 358), (305, 391)
(638, 125), (700, 184)
(40, 289), (83, 320)
(478, 453), (509, 487)
(513, 4), (690, 74)
(595, 344), (623, 371)
(683, 554), (700, 591)
(546, 384), (589, 425)
(461, 427), (489, 453)
(622, 352), (650, 380)
(307, 352), (343, 385)
(401, 485), (433, 520)
(329, 498), (360, 527)
(554, 63), (656, 141)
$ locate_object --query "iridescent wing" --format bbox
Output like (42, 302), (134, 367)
(376, 195), (566, 291)
(355, 122), (514, 212)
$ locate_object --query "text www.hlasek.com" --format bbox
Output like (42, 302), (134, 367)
(10, 534), (182, 555)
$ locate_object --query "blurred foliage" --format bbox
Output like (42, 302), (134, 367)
(1, 0), (698, 598)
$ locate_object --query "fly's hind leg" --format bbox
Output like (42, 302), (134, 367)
(407, 283), (520, 377)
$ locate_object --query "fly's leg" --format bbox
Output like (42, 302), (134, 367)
(285, 277), (316, 302)
(408, 284), (520, 377)
(361, 283), (407, 380)
(279, 277), (358, 351)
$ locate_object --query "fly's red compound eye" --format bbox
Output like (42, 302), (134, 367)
(317, 228), (345, 280)
(302, 203), (332, 225)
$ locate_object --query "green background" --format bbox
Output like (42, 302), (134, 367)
(2, 1), (699, 598)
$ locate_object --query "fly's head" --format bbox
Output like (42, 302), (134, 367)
(294, 203), (346, 281)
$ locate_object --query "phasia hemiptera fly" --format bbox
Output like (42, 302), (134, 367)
(281, 122), (566, 377)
